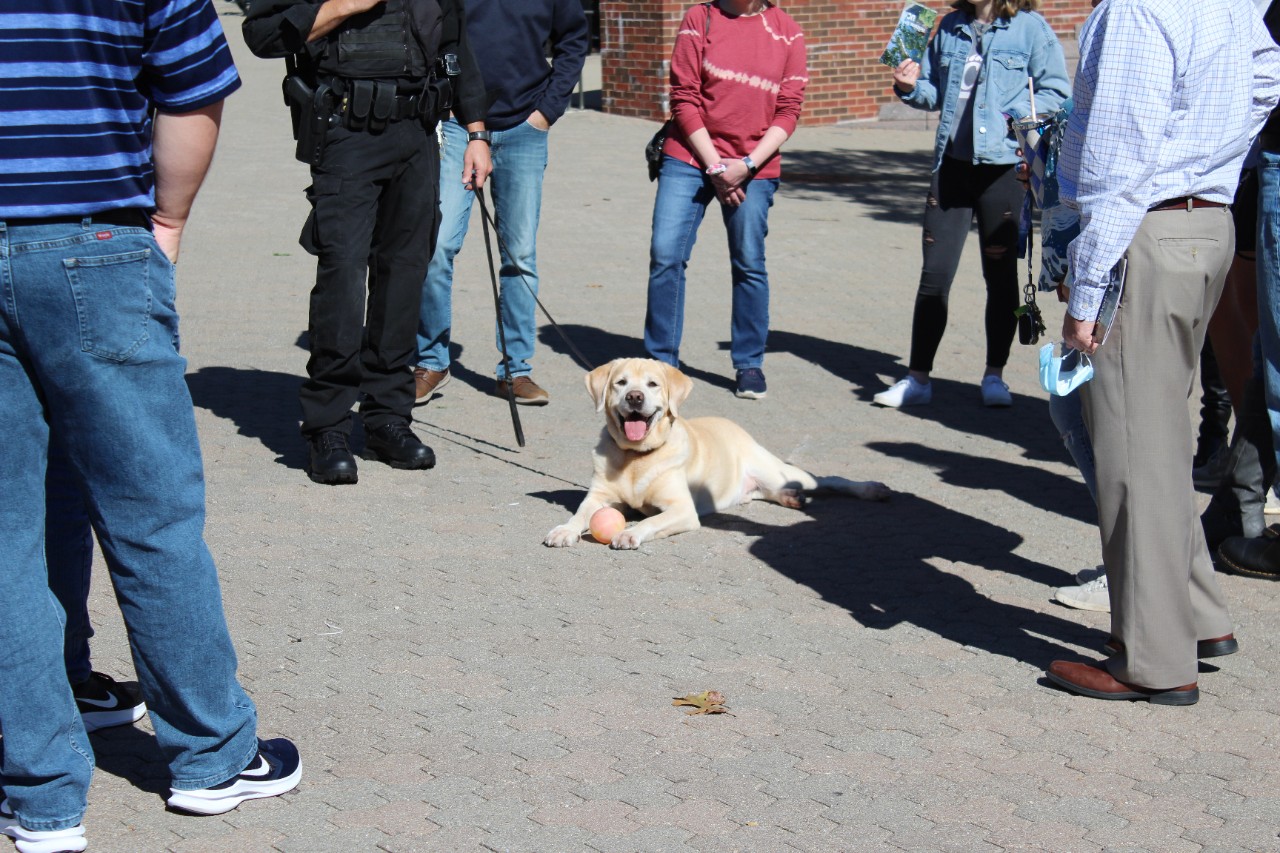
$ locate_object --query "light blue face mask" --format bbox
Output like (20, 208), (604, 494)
(1039, 342), (1094, 396)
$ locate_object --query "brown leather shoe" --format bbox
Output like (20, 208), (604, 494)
(494, 375), (550, 406)
(1046, 660), (1198, 705)
(1103, 633), (1238, 659)
(413, 367), (450, 404)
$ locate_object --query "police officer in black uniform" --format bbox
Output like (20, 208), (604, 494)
(244, 0), (491, 485)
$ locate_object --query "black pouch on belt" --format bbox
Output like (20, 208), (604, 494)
(370, 81), (395, 132)
(348, 79), (374, 130)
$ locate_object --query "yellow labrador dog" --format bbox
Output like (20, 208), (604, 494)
(544, 358), (891, 550)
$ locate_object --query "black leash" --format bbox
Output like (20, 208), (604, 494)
(476, 185), (526, 447)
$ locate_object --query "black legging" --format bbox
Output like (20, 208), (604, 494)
(908, 155), (1025, 373)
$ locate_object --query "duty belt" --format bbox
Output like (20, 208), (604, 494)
(327, 78), (429, 131)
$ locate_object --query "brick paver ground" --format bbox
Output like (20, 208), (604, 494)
(65, 4), (1280, 851)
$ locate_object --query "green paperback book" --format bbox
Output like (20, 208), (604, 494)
(880, 3), (938, 68)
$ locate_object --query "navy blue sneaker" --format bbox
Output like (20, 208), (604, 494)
(72, 671), (146, 733)
(166, 738), (301, 815)
(734, 368), (767, 399)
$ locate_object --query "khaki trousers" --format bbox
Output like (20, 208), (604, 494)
(1081, 204), (1235, 689)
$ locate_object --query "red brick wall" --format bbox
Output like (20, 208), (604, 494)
(600, 0), (1093, 124)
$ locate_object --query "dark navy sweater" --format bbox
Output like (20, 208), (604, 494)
(463, 0), (589, 130)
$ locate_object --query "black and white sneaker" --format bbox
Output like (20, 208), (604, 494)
(166, 738), (302, 815)
(0, 799), (86, 853)
(734, 368), (767, 399)
(71, 672), (146, 733)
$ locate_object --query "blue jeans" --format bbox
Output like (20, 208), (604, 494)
(1257, 149), (1280, 473)
(45, 440), (95, 685)
(645, 156), (778, 370)
(417, 117), (548, 379)
(0, 219), (259, 830)
(1049, 388), (1098, 504)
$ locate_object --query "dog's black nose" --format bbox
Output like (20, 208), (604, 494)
(625, 390), (645, 407)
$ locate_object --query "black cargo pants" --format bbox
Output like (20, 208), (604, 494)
(298, 114), (442, 437)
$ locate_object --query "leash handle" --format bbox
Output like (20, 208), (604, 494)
(476, 186), (526, 448)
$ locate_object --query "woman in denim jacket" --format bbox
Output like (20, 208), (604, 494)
(873, 0), (1069, 409)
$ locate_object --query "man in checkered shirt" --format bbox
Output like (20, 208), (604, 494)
(1045, 0), (1280, 705)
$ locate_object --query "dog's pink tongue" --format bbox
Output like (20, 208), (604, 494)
(624, 419), (648, 442)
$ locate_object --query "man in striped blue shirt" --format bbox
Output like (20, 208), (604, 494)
(1045, 0), (1280, 706)
(0, 3), (300, 849)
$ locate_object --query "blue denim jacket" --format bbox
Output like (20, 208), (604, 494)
(897, 10), (1070, 171)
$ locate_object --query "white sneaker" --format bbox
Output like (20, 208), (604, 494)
(1054, 573), (1111, 612)
(980, 375), (1012, 407)
(873, 376), (931, 408)
(1073, 564), (1105, 585)
(0, 800), (86, 853)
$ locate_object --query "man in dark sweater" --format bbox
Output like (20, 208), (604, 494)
(414, 0), (589, 407)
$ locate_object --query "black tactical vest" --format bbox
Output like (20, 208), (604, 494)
(316, 0), (443, 80)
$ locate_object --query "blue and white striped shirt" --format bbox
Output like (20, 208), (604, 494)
(1059, 0), (1280, 321)
(0, 0), (241, 218)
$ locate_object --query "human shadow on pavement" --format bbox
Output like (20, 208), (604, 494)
(537, 323), (736, 392)
(186, 366), (307, 470)
(765, 329), (1068, 464)
(867, 441), (1094, 524)
(528, 489), (584, 514)
(733, 493), (1105, 666)
(781, 148), (931, 225)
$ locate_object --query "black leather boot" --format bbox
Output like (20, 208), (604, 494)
(364, 420), (435, 470)
(308, 430), (358, 485)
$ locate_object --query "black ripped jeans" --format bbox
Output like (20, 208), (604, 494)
(908, 155), (1025, 374)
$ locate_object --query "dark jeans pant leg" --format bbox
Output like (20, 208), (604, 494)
(909, 158), (1023, 373)
(44, 438), (94, 684)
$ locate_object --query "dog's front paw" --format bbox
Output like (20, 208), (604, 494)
(544, 525), (582, 547)
(610, 528), (646, 550)
(856, 481), (892, 502)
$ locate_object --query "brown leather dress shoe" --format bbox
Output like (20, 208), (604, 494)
(494, 375), (550, 406)
(413, 367), (450, 404)
(1046, 660), (1198, 705)
(1103, 633), (1238, 659)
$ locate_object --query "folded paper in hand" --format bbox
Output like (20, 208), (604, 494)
(881, 3), (939, 67)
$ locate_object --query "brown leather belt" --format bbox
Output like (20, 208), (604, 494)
(1149, 196), (1229, 212)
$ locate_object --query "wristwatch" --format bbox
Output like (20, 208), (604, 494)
(741, 154), (758, 175)
(467, 130), (492, 144)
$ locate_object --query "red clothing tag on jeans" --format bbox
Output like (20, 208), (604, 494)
(95, 230), (113, 240)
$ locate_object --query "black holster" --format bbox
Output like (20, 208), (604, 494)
(424, 52), (458, 126)
(283, 76), (336, 166)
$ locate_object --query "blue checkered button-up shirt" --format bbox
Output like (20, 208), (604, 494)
(1058, 0), (1280, 321)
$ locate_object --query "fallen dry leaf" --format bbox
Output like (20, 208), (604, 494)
(672, 690), (730, 715)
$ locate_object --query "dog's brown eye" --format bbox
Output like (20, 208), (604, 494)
(647, 381), (658, 388)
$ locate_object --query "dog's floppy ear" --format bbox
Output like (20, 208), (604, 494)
(585, 361), (617, 412)
(661, 362), (693, 418)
